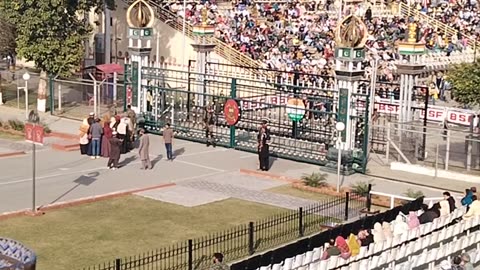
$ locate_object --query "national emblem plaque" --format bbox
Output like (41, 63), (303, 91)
(223, 99), (241, 126)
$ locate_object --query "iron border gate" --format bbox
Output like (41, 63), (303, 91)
(124, 64), (371, 173)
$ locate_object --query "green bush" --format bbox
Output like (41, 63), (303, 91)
(350, 181), (375, 196)
(8, 119), (25, 131)
(41, 123), (52, 134)
(301, 172), (329, 188)
(403, 188), (424, 199)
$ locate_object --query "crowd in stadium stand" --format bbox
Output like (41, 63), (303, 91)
(166, 0), (471, 102)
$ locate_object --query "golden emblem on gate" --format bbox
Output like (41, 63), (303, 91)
(126, 0), (155, 28)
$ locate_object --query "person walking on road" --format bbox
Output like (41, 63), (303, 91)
(138, 129), (152, 170)
(163, 123), (174, 161)
(108, 131), (123, 170)
(90, 118), (103, 159)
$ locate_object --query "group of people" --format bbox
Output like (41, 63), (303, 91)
(78, 106), (136, 169)
(319, 188), (479, 269)
(78, 105), (177, 170)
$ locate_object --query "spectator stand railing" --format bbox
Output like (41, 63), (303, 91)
(369, 189), (464, 210)
(399, 2), (480, 51)
(79, 193), (365, 270)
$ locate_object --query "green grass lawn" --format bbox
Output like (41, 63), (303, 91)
(0, 196), (286, 270)
(267, 185), (335, 201)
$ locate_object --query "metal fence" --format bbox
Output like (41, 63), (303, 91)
(49, 77), (126, 120)
(384, 121), (480, 173)
(80, 192), (366, 270)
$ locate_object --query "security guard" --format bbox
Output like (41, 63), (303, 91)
(257, 120), (271, 171)
(204, 106), (216, 147)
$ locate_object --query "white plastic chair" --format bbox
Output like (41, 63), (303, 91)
(303, 251), (313, 266)
(318, 259), (328, 270)
(283, 257), (294, 270)
(271, 263), (282, 270)
(259, 265), (271, 270)
(307, 261), (319, 270)
(292, 254), (304, 269)
(327, 256), (338, 269)
(311, 247), (322, 262)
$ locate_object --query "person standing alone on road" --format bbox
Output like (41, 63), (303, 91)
(108, 131), (123, 170)
(138, 129), (152, 170)
(204, 107), (216, 147)
(163, 123), (174, 161)
(90, 118), (103, 159)
(257, 120), (271, 171)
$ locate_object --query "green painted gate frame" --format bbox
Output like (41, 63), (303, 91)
(122, 64), (371, 174)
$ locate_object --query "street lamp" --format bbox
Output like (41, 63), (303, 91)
(23, 72), (30, 120)
(336, 121), (345, 192)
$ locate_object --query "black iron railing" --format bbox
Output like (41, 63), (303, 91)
(80, 192), (366, 270)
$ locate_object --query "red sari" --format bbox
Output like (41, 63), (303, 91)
(101, 123), (113, 158)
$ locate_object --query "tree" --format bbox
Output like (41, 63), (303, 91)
(0, 17), (16, 58)
(447, 61), (480, 106)
(0, 0), (114, 112)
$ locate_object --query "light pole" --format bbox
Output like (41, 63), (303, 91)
(23, 72), (30, 120)
(336, 121), (345, 192)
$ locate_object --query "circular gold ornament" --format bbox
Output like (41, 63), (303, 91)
(334, 15), (368, 48)
(126, 0), (155, 28)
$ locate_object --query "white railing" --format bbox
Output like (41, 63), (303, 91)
(370, 190), (463, 209)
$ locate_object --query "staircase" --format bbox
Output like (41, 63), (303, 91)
(398, 2), (479, 50)
(146, 0), (262, 69)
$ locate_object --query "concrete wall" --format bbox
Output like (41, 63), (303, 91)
(93, 1), (228, 66)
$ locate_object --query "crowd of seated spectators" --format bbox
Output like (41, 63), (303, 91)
(165, 0), (474, 84)
(313, 186), (479, 269)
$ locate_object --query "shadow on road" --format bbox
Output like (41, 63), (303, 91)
(43, 171), (100, 206)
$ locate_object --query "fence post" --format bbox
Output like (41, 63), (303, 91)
(367, 184), (372, 212)
(48, 75), (54, 114)
(445, 129), (450, 170)
(248, 222), (254, 255)
(115, 258), (121, 270)
(188, 239), (193, 270)
(298, 207), (304, 237)
(229, 78), (237, 148)
(344, 192), (350, 221)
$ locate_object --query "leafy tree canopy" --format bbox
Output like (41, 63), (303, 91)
(0, 14), (16, 56)
(447, 61), (480, 107)
(0, 0), (114, 77)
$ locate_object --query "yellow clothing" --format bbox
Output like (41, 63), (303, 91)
(347, 233), (360, 256)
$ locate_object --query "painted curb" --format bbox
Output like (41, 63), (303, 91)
(239, 169), (299, 183)
(51, 143), (80, 152)
(0, 151), (26, 158)
(46, 132), (78, 141)
(0, 182), (176, 220)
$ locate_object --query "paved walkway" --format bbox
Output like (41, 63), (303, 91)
(0, 106), (475, 215)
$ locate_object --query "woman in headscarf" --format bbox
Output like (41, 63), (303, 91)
(408, 211), (420, 229)
(101, 117), (113, 158)
(335, 236), (351, 259)
(393, 215), (409, 236)
(347, 233), (360, 257)
(79, 118), (90, 155)
(382, 221), (393, 239)
(372, 222), (385, 243)
(321, 238), (340, 260)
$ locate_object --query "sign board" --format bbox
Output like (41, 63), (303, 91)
(25, 123), (44, 145)
(286, 98), (306, 121)
(239, 95), (476, 126)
